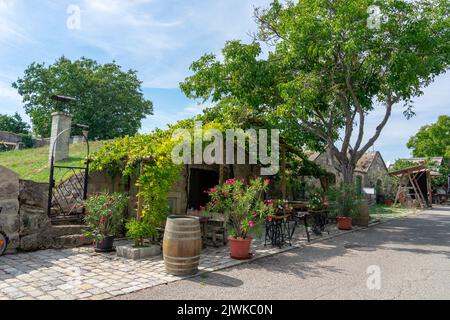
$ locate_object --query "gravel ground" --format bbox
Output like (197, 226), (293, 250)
(114, 206), (450, 300)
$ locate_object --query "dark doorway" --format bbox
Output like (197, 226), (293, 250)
(188, 169), (219, 210)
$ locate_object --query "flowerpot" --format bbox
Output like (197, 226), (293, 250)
(336, 217), (353, 230)
(95, 235), (115, 253)
(384, 199), (394, 207)
(229, 237), (252, 260)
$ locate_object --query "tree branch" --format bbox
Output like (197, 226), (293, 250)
(357, 93), (394, 159)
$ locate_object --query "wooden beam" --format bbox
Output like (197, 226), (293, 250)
(281, 146), (287, 200)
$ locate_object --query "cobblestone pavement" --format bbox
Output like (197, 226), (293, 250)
(0, 222), (370, 300)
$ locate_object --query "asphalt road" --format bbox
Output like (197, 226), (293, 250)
(114, 206), (450, 300)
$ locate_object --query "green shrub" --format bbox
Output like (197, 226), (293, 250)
(82, 192), (129, 241)
(125, 218), (157, 247)
(327, 184), (363, 218)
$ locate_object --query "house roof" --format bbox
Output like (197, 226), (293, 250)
(306, 151), (321, 162)
(306, 149), (387, 173)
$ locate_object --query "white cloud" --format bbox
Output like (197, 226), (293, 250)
(0, 81), (20, 102)
(0, 0), (33, 46)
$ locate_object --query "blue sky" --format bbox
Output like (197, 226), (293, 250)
(0, 0), (448, 164)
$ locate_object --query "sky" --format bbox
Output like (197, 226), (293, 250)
(0, 0), (448, 164)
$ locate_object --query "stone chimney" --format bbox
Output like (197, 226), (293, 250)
(49, 112), (72, 162)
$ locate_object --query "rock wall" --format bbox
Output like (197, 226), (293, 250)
(0, 166), (20, 252)
(0, 166), (54, 252)
(18, 180), (53, 251)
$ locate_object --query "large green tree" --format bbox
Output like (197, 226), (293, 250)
(181, 0), (449, 182)
(0, 112), (30, 134)
(13, 57), (153, 139)
(407, 115), (450, 159)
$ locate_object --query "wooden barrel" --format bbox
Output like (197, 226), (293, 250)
(163, 216), (202, 276)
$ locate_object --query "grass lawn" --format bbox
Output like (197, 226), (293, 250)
(369, 204), (417, 220)
(0, 141), (105, 183)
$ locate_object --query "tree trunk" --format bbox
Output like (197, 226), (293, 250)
(341, 164), (355, 185)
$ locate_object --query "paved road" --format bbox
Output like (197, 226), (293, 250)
(114, 206), (450, 300)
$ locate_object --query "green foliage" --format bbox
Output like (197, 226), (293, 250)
(0, 112), (30, 134)
(181, 0), (450, 182)
(12, 57), (153, 139)
(407, 115), (450, 159)
(380, 174), (398, 200)
(307, 186), (325, 211)
(17, 134), (33, 149)
(327, 184), (363, 218)
(125, 218), (157, 248)
(90, 131), (183, 236)
(206, 177), (274, 239)
(82, 192), (129, 241)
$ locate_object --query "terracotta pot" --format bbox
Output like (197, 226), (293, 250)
(336, 217), (353, 230)
(229, 237), (252, 260)
(384, 199), (394, 207)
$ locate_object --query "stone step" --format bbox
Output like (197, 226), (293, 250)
(51, 225), (86, 237)
(54, 234), (92, 249)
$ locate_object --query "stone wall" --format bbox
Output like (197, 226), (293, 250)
(0, 131), (22, 144)
(0, 166), (20, 252)
(18, 180), (53, 251)
(0, 165), (53, 252)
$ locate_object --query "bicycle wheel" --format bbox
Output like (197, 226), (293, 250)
(0, 231), (8, 256)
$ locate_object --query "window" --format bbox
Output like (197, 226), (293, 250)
(356, 176), (363, 195)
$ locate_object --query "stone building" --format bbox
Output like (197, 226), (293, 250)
(307, 149), (389, 193)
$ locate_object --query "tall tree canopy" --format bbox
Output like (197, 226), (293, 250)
(0, 112), (30, 134)
(13, 57), (153, 139)
(181, 0), (449, 182)
(407, 115), (450, 159)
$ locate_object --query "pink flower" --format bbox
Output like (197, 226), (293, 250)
(109, 210), (113, 216)
(225, 178), (236, 185)
(99, 217), (105, 223)
(249, 221), (256, 228)
(252, 211), (257, 217)
(209, 188), (218, 194)
(264, 179), (271, 185)
(80, 202), (86, 207)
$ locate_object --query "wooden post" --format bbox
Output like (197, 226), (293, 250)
(219, 164), (224, 185)
(281, 146), (287, 200)
(137, 161), (144, 221)
(427, 170), (432, 208)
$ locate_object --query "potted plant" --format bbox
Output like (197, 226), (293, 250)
(327, 184), (362, 230)
(125, 217), (157, 248)
(82, 192), (129, 253)
(307, 187), (326, 235)
(266, 199), (293, 217)
(205, 177), (274, 260)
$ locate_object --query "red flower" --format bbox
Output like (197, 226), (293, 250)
(209, 188), (218, 194)
(109, 210), (113, 215)
(249, 221), (256, 228)
(105, 202), (111, 208)
(80, 202), (86, 207)
(225, 178), (237, 185)
(86, 194), (91, 198)
(100, 217), (105, 223)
